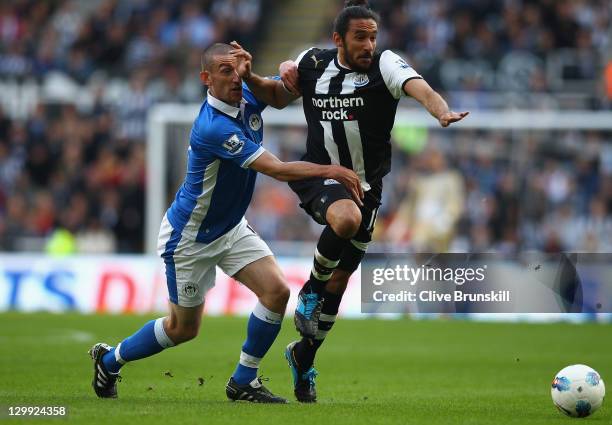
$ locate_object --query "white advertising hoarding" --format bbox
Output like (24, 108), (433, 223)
(0, 255), (361, 316)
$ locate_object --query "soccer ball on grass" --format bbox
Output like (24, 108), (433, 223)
(551, 364), (605, 418)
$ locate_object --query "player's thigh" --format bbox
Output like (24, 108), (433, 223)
(218, 222), (286, 298)
(158, 217), (222, 309)
(233, 255), (289, 300)
(290, 177), (355, 226)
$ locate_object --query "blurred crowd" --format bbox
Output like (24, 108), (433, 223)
(0, 0), (610, 254)
(321, 0), (611, 109)
(0, 0), (265, 252)
(0, 0), (264, 83)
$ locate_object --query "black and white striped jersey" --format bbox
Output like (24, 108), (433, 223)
(295, 47), (422, 197)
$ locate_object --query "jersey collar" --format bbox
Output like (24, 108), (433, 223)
(336, 54), (352, 72)
(207, 93), (242, 118)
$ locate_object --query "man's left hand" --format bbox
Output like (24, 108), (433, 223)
(439, 111), (469, 127)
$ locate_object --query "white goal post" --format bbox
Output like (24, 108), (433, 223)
(146, 106), (612, 254)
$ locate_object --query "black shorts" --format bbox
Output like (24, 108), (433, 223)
(288, 177), (382, 243)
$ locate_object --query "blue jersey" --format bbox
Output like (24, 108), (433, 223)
(166, 82), (268, 244)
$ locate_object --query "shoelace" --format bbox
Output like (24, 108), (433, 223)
(255, 375), (273, 395)
(302, 368), (318, 386)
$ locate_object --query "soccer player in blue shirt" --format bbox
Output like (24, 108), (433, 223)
(88, 43), (363, 403)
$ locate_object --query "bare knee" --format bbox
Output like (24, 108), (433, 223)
(260, 280), (290, 314)
(276, 284), (290, 306)
(164, 318), (200, 345)
(268, 281), (290, 307)
(326, 200), (362, 239)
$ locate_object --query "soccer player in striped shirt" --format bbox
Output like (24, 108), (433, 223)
(240, 0), (468, 402)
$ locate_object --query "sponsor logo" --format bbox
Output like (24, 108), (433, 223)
(222, 134), (244, 154)
(353, 73), (369, 87)
(311, 54), (323, 68)
(323, 179), (340, 185)
(248, 114), (262, 131)
(311, 96), (364, 121)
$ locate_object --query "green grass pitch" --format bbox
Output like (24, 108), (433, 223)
(0, 313), (609, 424)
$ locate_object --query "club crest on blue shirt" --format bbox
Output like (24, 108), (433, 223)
(354, 73), (369, 87)
(222, 134), (244, 154)
(249, 114), (262, 131)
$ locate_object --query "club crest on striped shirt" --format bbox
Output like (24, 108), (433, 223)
(353, 73), (369, 87)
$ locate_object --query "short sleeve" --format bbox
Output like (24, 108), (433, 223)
(198, 119), (266, 168)
(294, 47), (314, 65)
(379, 50), (422, 99)
(242, 81), (266, 113)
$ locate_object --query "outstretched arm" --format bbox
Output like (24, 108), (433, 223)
(403, 78), (469, 127)
(250, 151), (364, 206)
(230, 42), (299, 109)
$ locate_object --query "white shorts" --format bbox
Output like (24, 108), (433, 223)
(157, 215), (273, 307)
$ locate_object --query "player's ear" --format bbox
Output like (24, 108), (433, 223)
(200, 70), (211, 86)
(333, 32), (343, 49)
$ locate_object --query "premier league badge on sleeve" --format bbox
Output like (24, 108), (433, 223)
(222, 134), (245, 154)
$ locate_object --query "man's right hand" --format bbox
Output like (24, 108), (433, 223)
(326, 165), (364, 207)
(279, 60), (300, 95)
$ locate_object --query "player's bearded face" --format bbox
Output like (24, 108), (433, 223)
(207, 55), (243, 105)
(339, 19), (377, 72)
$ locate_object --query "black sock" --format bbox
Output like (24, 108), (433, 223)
(293, 290), (343, 373)
(304, 226), (346, 295)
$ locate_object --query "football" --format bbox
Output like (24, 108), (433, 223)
(551, 365), (606, 418)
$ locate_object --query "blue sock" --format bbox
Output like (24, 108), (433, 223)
(102, 318), (175, 373)
(232, 302), (283, 385)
